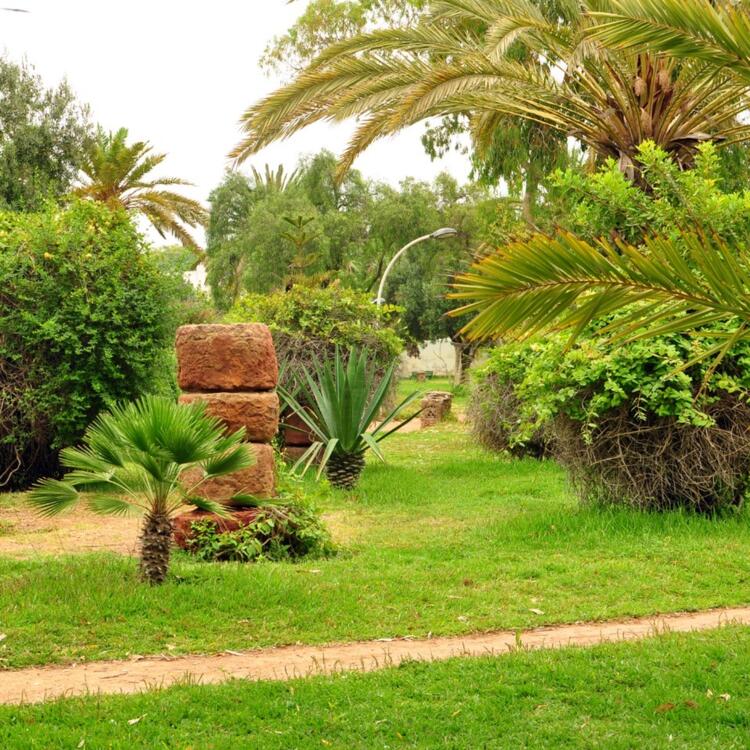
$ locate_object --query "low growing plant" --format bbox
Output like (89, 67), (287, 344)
(280, 347), (420, 490)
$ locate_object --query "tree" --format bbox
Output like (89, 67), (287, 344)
(0, 57), (93, 210)
(29, 397), (253, 585)
(234, 0), (750, 184)
(74, 127), (208, 251)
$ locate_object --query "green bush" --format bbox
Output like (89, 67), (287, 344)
(0, 200), (176, 489)
(226, 286), (405, 390)
(473, 329), (750, 512)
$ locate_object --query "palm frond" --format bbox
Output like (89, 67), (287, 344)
(452, 231), (750, 364)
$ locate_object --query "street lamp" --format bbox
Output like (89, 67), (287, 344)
(374, 227), (458, 306)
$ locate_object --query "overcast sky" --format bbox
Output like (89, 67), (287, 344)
(2, 0), (472, 219)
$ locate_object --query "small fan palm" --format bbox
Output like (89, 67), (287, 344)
(29, 396), (253, 584)
(280, 348), (421, 489)
(74, 127), (208, 252)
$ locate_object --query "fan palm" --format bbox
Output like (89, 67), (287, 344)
(452, 230), (750, 368)
(231, 0), (750, 180)
(74, 127), (208, 252)
(279, 348), (421, 489)
(29, 396), (253, 585)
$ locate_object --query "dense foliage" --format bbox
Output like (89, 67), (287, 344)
(0, 57), (93, 211)
(206, 152), (494, 359)
(226, 285), (404, 388)
(0, 201), (176, 489)
(473, 329), (750, 512)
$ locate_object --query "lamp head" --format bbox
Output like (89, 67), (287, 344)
(430, 227), (458, 240)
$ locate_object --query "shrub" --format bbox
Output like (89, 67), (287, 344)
(186, 500), (333, 563)
(0, 201), (176, 489)
(225, 285), (405, 391)
(473, 329), (750, 512)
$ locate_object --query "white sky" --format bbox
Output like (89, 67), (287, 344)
(1, 0), (472, 225)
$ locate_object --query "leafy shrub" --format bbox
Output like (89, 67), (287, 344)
(186, 500), (333, 563)
(473, 329), (750, 512)
(226, 285), (405, 390)
(546, 142), (750, 245)
(0, 201), (176, 489)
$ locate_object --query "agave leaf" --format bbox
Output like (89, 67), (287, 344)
(316, 438), (341, 480)
(361, 432), (386, 463)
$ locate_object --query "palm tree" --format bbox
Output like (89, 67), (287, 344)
(587, 0), (750, 84)
(29, 396), (253, 585)
(451, 230), (750, 367)
(75, 127), (208, 252)
(231, 0), (750, 180)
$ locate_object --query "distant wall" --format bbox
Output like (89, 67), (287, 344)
(400, 339), (454, 377)
(184, 262), (209, 292)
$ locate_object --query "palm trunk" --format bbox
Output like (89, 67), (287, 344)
(139, 510), (173, 585)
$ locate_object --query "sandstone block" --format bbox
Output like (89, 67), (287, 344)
(420, 391), (453, 429)
(176, 324), (278, 392)
(179, 391), (279, 442)
(283, 411), (316, 446)
(182, 443), (276, 501)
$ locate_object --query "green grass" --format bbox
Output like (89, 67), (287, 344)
(3, 626), (750, 748)
(2, 423), (750, 670)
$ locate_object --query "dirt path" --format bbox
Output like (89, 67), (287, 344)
(3, 606), (749, 706)
(0, 503), (141, 558)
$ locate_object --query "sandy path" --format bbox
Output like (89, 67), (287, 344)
(0, 503), (141, 558)
(2, 606), (749, 705)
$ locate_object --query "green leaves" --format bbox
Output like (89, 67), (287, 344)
(28, 479), (79, 517)
(452, 230), (750, 368)
(28, 396), (254, 522)
(279, 347), (419, 479)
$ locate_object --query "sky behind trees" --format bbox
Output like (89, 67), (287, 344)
(1, 0), (471, 220)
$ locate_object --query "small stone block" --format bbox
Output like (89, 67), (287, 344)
(176, 324), (278, 392)
(182, 443), (276, 500)
(179, 391), (279, 442)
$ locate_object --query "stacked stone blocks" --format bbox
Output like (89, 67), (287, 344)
(175, 323), (279, 500)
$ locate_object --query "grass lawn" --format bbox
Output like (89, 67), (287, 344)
(2, 423), (750, 670)
(3, 626), (750, 748)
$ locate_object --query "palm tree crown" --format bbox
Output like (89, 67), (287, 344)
(29, 396), (253, 584)
(232, 0), (750, 179)
(75, 127), (208, 251)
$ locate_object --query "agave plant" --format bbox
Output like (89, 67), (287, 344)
(29, 396), (253, 585)
(280, 348), (421, 489)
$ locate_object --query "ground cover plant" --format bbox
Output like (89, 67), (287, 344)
(3, 423), (750, 669)
(3, 626), (750, 748)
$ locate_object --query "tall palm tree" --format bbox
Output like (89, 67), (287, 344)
(29, 396), (253, 585)
(75, 127), (208, 252)
(231, 0), (750, 180)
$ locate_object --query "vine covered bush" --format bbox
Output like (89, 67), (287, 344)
(472, 329), (750, 512)
(0, 201), (175, 489)
(226, 286), (405, 389)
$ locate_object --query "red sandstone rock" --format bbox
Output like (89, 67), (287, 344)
(283, 411), (317, 446)
(173, 508), (263, 550)
(182, 443), (276, 500)
(179, 392), (279, 442)
(176, 324), (278, 392)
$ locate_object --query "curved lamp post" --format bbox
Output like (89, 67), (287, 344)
(374, 227), (458, 306)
